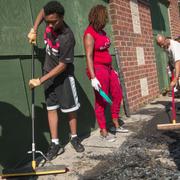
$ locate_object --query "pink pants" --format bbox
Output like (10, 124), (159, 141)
(94, 64), (123, 129)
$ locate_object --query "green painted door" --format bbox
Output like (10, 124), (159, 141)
(150, 0), (171, 92)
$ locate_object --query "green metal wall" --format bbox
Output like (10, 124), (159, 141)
(150, 0), (171, 92)
(0, 0), (115, 172)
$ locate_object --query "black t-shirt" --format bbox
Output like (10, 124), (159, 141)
(43, 22), (75, 75)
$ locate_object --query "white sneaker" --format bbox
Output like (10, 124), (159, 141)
(100, 134), (116, 142)
(110, 126), (129, 133)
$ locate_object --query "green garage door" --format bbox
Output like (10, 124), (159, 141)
(150, 0), (171, 92)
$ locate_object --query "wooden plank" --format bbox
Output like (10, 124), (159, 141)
(157, 123), (180, 130)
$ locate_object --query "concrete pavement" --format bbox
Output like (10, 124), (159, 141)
(35, 95), (174, 180)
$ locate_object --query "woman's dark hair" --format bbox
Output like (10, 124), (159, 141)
(88, 4), (108, 32)
(44, 1), (65, 17)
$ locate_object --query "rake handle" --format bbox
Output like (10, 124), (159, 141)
(31, 45), (36, 169)
(171, 72), (176, 123)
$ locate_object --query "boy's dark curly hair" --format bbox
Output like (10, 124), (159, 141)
(44, 1), (65, 17)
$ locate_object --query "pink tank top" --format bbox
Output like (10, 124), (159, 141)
(84, 26), (112, 65)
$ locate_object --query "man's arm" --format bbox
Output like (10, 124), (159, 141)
(175, 60), (180, 79)
(29, 62), (67, 89)
(28, 9), (45, 44)
(40, 62), (67, 83)
(170, 60), (180, 87)
(33, 9), (45, 32)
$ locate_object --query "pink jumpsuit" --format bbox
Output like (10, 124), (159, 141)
(84, 26), (123, 130)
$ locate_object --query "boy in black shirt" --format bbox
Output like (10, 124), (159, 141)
(28, 1), (84, 161)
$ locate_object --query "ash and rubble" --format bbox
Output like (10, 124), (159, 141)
(82, 101), (180, 180)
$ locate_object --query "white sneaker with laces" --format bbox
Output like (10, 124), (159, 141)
(100, 133), (116, 142)
(110, 126), (129, 133)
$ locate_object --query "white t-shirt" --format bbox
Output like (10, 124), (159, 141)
(168, 39), (180, 62)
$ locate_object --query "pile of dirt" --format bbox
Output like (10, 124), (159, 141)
(82, 117), (180, 180)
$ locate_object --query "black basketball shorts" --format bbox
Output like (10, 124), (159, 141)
(44, 75), (80, 113)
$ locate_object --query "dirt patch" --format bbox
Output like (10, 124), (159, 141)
(81, 109), (180, 180)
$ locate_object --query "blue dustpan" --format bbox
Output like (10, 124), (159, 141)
(99, 89), (112, 105)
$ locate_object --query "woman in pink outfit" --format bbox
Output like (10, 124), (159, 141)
(83, 5), (128, 142)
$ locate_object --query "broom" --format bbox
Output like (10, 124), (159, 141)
(0, 45), (67, 178)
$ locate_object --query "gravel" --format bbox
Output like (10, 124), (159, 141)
(82, 117), (180, 180)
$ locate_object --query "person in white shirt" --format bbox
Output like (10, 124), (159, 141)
(156, 34), (180, 88)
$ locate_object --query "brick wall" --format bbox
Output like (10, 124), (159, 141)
(109, 0), (159, 112)
(168, 0), (180, 38)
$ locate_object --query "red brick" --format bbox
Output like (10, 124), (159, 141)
(169, 1), (180, 38)
(109, 0), (159, 112)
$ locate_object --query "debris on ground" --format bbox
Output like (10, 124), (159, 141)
(82, 100), (180, 180)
